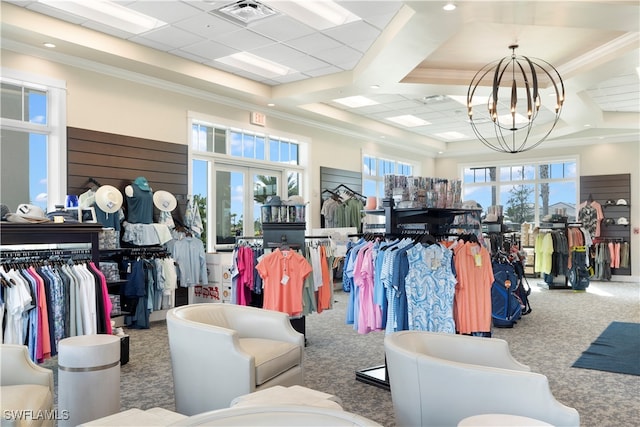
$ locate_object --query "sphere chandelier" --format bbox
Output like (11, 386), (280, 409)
(466, 44), (565, 153)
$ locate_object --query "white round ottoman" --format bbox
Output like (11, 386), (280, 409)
(58, 334), (121, 426)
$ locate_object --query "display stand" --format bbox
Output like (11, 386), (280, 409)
(355, 198), (481, 390)
(537, 221), (573, 289)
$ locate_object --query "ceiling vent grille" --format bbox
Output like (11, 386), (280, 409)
(212, 0), (279, 26)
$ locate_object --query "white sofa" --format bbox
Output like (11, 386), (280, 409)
(0, 344), (54, 427)
(384, 330), (580, 427)
(166, 303), (304, 415)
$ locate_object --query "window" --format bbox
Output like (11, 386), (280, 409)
(462, 159), (577, 226)
(0, 71), (66, 212)
(363, 154), (415, 201)
(190, 115), (305, 250)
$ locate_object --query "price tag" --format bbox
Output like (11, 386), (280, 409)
(281, 274), (290, 285)
(474, 253), (482, 267)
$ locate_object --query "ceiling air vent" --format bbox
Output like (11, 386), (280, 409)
(212, 0), (279, 26)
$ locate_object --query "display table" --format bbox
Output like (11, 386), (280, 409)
(230, 385), (343, 410)
(458, 413), (553, 426)
(58, 334), (121, 426)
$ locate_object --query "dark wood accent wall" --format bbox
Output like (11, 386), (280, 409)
(319, 166), (363, 227)
(67, 127), (188, 220)
(580, 173), (631, 276)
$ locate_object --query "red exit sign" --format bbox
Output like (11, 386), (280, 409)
(250, 112), (266, 126)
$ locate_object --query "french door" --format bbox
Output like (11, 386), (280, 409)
(213, 164), (283, 248)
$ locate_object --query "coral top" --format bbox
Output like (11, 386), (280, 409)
(256, 249), (313, 316)
(453, 242), (494, 334)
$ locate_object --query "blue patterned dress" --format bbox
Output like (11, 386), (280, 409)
(404, 243), (457, 333)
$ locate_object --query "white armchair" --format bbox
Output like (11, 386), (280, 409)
(0, 344), (54, 427)
(166, 303), (304, 415)
(384, 331), (580, 427)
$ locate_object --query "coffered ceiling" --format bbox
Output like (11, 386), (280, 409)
(2, 1), (638, 157)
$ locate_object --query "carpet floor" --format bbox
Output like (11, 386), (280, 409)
(42, 279), (640, 426)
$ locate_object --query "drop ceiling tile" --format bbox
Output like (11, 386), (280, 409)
(286, 32), (343, 54)
(312, 45), (362, 66)
(347, 104), (392, 114)
(125, 1), (202, 24)
(278, 54), (331, 74)
(132, 25), (205, 50)
(171, 49), (212, 64)
(129, 36), (174, 52)
(179, 0), (218, 12)
(324, 20), (380, 45)
(250, 43), (308, 65)
(249, 14), (316, 42)
(82, 21), (137, 39)
(173, 11), (241, 38)
(349, 38), (376, 54)
(368, 94), (411, 104)
(178, 39), (238, 61)
(215, 29), (277, 51)
(305, 65), (343, 77)
(335, 58), (360, 71)
(269, 73), (311, 84)
(25, 2), (86, 25)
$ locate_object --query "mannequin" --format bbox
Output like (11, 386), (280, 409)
(125, 176), (153, 224)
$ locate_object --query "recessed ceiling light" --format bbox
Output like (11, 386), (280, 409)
(434, 131), (466, 140)
(333, 95), (379, 108)
(443, 2), (456, 11)
(43, 42), (56, 48)
(267, 103), (275, 107)
(265, 0), (361, 30)
(386, 115), (430, 127)
(216, 52), (293, 79)
(37, 0), (167, 34)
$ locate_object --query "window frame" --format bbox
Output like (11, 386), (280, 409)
(188, 111), (307, 251)
(1, 68), (67, 211)
(362, 152), (419, 201)
(460, 155), (579, 225)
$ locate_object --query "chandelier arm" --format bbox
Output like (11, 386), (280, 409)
(514, 58), (534, 121)
(534, 60), (565, 112)
(492, 57), (509, 120)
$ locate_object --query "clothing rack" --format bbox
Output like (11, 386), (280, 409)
(1, 248), (92, 259)
(593, 237), (625, 242)
(334, 184), (366, 201)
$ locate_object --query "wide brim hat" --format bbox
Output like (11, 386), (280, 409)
(95, 185), (123, 213)
(153, 190), (177, 212)
(6, 203), (50, 223)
